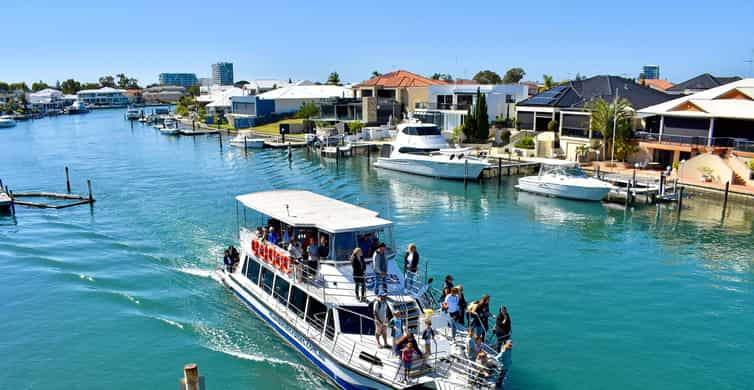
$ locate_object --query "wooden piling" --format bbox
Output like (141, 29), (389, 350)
(659, 174), (665, 196)
(9, 190), (15, 215)
(288, 143), (292, 161)
(192, 120), (196, 131)
(183, 363), (200, 390)
(65, 166), (71, 193)
(87, 180), (93, 202)
(497, 158), (502, 185)
(677, 186), (684, 214)
(722, 181), (730, 214)
(464, 160), (468, 188)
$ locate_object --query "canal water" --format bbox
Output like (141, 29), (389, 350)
(1, 109), (753, 389)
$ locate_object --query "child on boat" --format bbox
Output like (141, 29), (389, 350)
(401, 342), (414, 383)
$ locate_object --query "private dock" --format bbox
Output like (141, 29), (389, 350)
(0, 167), (96, 212)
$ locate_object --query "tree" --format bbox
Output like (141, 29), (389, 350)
(472, 70), (501, 84)
(127, 78), (139, 89)
(574, 73), (585, 81)
(462, 105), (477, 142)
(116, 73), (129, 88)
(327, 72), (340, 85)
(475, 88), (489, 141)
(81, 82), (100, 90)
(431, 73), (453, 82)
(99, 75), (115, 88)
(541, 75), (554, 92)
(61, 79), (82, 94)
(31, 81), (50, 92)
(234, 80), (249, 88)
(0, 81), (9, 92)
(502, 68), (526, 83)
(294, 101), (319, 119)
(186, 85), (200, 96)
(585, 97), (635, 161)
(10, 82), (29, 92)
(371, 71), (382, 78)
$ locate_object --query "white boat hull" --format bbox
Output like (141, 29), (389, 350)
(0, 120), (16, 128)
(374, 157), (488, 179)
(516, 177), (611, 201)
(221, 271), (399, 390)
(230, 138), (265, 148)
(159, 128), (180, 135)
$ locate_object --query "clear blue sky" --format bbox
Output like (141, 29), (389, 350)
(3, 0), (753, 86)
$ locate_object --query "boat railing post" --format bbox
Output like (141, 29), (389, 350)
(348, 342), (357, 365)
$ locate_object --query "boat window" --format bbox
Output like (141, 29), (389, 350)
(242, 255), (250, 276)
(356, 229), (394, 257)
(261, 267), (275, 294)
(306, 298), (327, 332)
(416, 126), (441, 136)
(397, 147), (440, 154)
(380, 144), (393, 158)
(273, 275), (290, 305)
(564, 166), (587, 178)
(338, 306), (375, 335)
(246, 256), (261, 285)
(289, 286), (308, 319)
(334, 232), (356, 261)
(318, 232), (332, 260)
(325, 308), (336, 340)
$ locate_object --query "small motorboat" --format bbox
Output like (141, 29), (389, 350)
(158, 117), (180, 135)
(125, 107), (142, 120)
(516, 160), (613, 201)
(0, 115), (17, 128)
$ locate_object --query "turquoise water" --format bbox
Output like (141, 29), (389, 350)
(1, 110), (753, 389)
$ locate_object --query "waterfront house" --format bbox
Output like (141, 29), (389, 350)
(197, 86), (245, 116)
(352, 70), (447, 121)
(635, 78), (754, 185)
(27, 88), (65, 113)
(412, 83), (529, 135)
(256, 85), (352, 114)
(514, 75), (673, 160)
(666, 73), (742, 95)
(77, 87), (130, 108)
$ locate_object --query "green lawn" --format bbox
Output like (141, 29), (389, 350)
(249, 118), (306, 139)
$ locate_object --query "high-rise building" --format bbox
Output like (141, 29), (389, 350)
(642, 65), (660, 80)
(158, 73), (198, 87)
(212, 62), (234, 86)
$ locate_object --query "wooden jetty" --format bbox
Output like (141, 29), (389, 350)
(0, 168), (96, 212)
(596, 171), (681, 205)
(480, 157), (541, 179)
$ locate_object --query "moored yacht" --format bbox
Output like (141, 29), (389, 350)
(0, 115), (16, 128)
(65, 101), (89, 114)
(229, 132), (265, 148)
(373, 121), (489, 180)
(516, 160), (613, 201)
(125, 107), (142, 120)
(158, 117), (180, 135)
(220, 190), (512, 389)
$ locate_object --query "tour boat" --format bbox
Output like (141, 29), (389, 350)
(0, 115), (16, 128)
(516, 161), (613, 201)
(220, 190), (512, 389)
(373, 121), (489, 180)
(229, 133), (265, 149)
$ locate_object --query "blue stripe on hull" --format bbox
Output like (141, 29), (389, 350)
(226, 281), (375, 390)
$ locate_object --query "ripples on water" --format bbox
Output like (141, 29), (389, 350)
(0, 111), (753, 389)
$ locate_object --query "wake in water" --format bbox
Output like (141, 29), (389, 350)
(194, 323), (306, 369)
(176, 267), (223, 283)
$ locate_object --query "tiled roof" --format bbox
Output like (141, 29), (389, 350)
(667, 73), (742, 93)
(354, 70), (448, 88)
(639, 79), (674, 91)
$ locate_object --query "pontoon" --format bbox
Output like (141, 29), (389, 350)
(220, 190), (512, 389)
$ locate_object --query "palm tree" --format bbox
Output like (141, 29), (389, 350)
(585, 97), (634, 162)
(538, 75), (555, 92)
(371, 71), (382, 78)
(327, 72), (341, 85)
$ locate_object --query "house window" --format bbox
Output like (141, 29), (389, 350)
(361, 90), (373, 97)
(436, 95), (452, 109)
(377, 89), (395, 99)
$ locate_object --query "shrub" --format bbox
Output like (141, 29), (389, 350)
(748, 159), (754, 170)
(547, 120), (558, 132)
(347, 121), (364, 135)
(672, 161), (680, 170)
(515, 135), (535, 149)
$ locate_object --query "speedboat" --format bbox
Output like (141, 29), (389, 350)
(373, 121), (489, 180)
(516, 160), (613, 201)
(125, 107), (142, 120)
(0, 115), (16, 128)
(220, 190), (512, 389)
(229, 133), (265, 148)
(159, 117), (180, 135)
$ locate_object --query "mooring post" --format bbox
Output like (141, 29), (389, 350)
(497, 158), (502, 185)
(130, 120), (134, 129)
(87, 180), (93, 203)
(596, 164), (601, 179)
(65, 166), (71, 193)
(9, 190), (15, 216)
(677, 186), (684, 215)
(336, 146), (340, 165)
(288, 142), (292, 161)
(625, 181), (631, 208)
(722, 181), (730, 213)
(192, 120), (196, 131)
(659, 174), (665, 196)
(367, 145), (370, 164)
(464, 159), (469, 189)
(183, 363), (200, 390)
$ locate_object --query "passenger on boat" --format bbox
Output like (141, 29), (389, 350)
(268, 226), (279, 245)
(229, 246), (240, 271)
(288, 236), (304, 281)
(401, 341), (414, 383)
(442, 275), (454, 298)
(373, 294), (389, 348)
(350, 248), (367, 302)
(372, 243), (388, 295)
(394, 332), (423, 359)
(255, 226), (264, 240)
(467, 294), (491, 337)
(223, 250), (232, 272)
(358, 233), (374, 257)
(457, 285), (468, 326)
(403, 243), (419, 289)
(306, 235), (319, 279)
(421, 318), (435, 366)
(444, 287), (462, 336)
(282, 228), (291, 245)
(389, 311), (404, 355)
(467, 334), (483, 360)
(317, 235), (329, 259)
(493, 306), (512, 352)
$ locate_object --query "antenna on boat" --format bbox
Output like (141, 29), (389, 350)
(285, 204), (290, 217)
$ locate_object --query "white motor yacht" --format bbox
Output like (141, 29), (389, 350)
(373, 121), (489, 180)
(125, 107), (142, 120)
(229, 133), (265, 148)
(159, 117), (180, 135)
(516, 160), (613, 201)
(220, 190), (513, 389)
(65, 101), (89, 114)
(0, 115), (16, 128)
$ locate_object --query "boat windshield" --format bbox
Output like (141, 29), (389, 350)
(402, 125), (441, 136)
(542, 164), (587, 177)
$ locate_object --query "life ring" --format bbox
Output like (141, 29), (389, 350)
(273, 251), (281, 269)
(251, 240), (258, 256)
(265, 246), (272, 263)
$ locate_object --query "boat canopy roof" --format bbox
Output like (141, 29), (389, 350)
(236, 190), (392, 233)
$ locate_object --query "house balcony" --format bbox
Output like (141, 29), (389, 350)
(633, 131), (754, 154)
(414, 102), (472, 111)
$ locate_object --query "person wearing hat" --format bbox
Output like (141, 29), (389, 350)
(441, 275), (454, 299)
(372, 293), (389, 348)
(372, 243), (388, 295)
